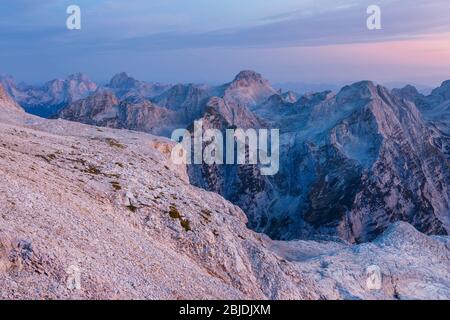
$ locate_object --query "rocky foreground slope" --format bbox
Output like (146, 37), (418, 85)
(1, 86), (449, 299)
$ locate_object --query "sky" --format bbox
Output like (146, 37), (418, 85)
(0, 0), (449, 87)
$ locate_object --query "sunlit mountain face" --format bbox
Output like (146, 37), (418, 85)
(0, 0), (449, 301)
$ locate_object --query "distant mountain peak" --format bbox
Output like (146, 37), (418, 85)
(440, 79), (450, 87)
(336, 80), (379, 103)
(402, 84), (419, 91)
(0, 84), (22, 112)
(106, 72), (172, 101)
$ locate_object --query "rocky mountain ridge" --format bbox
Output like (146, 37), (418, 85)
(0, 73), (98, 118)
(189, 79), (450, 242)
(105, 72), (171, 102)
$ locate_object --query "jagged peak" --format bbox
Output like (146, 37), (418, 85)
(281, 91), (299, 103)
(336, 81), (379, 102)
(56, 88), (119, 119)
(0, 84), (22, 111)
(349, 80), (377, 90)
(0, 74), (15, 82)
(374, 222), (433, 248)
(91, 88), (118, 99)
(440, 79), (450, 88)
(430, 79), (450, 99)
(108, 72), (139, 88)
(0, 84), (10, 98)
(206, 96), (225, 107)
(222, 70), (277, 107)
